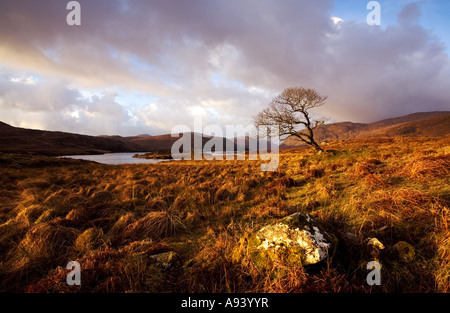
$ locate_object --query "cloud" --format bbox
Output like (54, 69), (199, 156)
(0, 0), (448, 135)
(0, 67), (160, 135)
(398, 2), (421, 26)
(318, 9), (450, 121)
(331, 16), (344, 25)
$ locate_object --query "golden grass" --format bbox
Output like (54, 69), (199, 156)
(406, 154), (450, 180)
(74, 227), (105, 253)
(122, 211), (180, 242)
(8, 219), (78, 273)
(0, 137), (449, 292)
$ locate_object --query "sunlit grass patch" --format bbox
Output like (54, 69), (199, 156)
(0, 137), (449, 292)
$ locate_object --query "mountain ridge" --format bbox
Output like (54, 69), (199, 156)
(280, 111), (450, 149)
(1, 111), (449, 155)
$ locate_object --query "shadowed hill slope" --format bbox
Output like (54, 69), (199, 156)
(281, 111), (450, 149)
(0, 122), (144, 156)
(0, 123), (236, 155)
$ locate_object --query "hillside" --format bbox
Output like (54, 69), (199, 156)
(0, 122), (144, 156)
(1, 111), (448, 155)
(0, 122), (237, 155)
(128, 132), (237, 153)
(234, 136), (279, 152)
(281, 111), (450, 149)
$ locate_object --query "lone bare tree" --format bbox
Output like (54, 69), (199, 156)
(253, 87), (327, 152)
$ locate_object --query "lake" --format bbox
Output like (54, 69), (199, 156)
(61, 152), (171, 165)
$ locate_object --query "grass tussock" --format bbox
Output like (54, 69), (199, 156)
(122, 211), (181, 242)
(0, 137), (449, 292)
(406, 154), (450, 180)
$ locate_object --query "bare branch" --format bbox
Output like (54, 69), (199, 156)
(253, 87), (327, 152)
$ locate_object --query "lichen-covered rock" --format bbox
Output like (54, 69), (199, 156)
(366, 237), (385, 259)
(248, 213), (337, 269)
(367, 237), (385, 250)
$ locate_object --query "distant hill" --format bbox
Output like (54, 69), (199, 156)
(1, 111), (448, 155)
(0, 123), (236, 155)
(128, 132), (237, 153)
(280, 111), (450, 149)
(234, 136), (279, 152)
(0, 122), (145, 156)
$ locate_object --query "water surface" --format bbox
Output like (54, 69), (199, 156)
(61, 152), (170, 165)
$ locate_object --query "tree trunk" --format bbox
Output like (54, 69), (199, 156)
(311, 140), (324, 152)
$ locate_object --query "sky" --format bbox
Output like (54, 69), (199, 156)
(0, 0), (449, 137)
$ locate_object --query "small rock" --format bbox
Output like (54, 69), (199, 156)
(367, 237), (385, 250)
(393, 241), (415, 264)
(149, 251), (182, 270)
(248, 213), (337, 268)
(366, 237), (385, 259)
